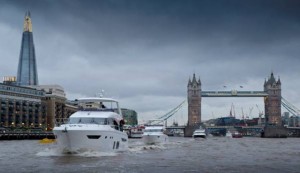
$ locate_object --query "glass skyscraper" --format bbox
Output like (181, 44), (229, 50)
(17, 11), (39, 86)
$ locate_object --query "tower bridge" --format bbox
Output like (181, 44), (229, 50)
(150, 72), (295, 138)
(184, 72), (288, 137)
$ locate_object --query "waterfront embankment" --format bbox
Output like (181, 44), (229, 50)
(0, 132), (55, 140)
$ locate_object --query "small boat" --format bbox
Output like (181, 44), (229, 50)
(192, 129), (206, 138)
(142, 125), (168, 145)
(39, 138), (55, 144)
(53, 97), (128, 153)
(232, 131), (243, 138)
(225, 130), (232, 138)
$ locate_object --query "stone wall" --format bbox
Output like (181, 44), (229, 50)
(262, 126), (288, 138)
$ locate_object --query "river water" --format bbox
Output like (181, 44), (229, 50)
(0, 137), (299, 173)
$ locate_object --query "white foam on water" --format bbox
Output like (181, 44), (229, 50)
(128, 138), (194, 154)
(36, 147), (64, 157)
(36, 147), (118, 157)
(128, 142), (168, 154)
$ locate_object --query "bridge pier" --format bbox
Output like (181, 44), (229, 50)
(184, 124), (200, 137)
(261, 126), (288, 138)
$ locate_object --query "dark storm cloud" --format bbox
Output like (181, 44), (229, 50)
(5, 0), (300, 63)
(0, 0), (300, 121)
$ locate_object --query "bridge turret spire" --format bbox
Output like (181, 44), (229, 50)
(189, 73), (201, 86)
(264, 78), (267, 86)
(188, 77), (192, 86)
(192, 73), (197, 83)
(269, 72), (276, 84)
(277, 76), (281, 85)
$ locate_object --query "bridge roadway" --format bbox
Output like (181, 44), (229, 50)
(166, 125), (300, 137)
(201, 90), (268, 97)
(166, 125), (263, 130)
(166, 125), (264, 136)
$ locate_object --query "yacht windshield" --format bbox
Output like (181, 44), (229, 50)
(68, 117), (108, 125)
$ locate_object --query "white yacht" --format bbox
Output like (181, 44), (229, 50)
(142, 125), (168, 145)
(53, 98), (128, 153)
(192, 129), (206, 138)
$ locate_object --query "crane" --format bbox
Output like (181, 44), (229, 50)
(248, 107), (253, 119)
(256, 104), (264, 117)
(230, 103), (236, 118)
(241, 107), (247, 126)
(256, 104), (264, 126)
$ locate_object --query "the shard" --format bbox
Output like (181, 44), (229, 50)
(17, 11), (39, 86)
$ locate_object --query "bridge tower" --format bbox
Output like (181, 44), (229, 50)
(185, 73), (201, 136)
(264, 72), (282, 125)
(263, 72), (287, 137)
(187, 73), (201, 125)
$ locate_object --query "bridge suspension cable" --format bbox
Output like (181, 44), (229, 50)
(161, 101), (186, 121)
(149, 100), (186, 124)
(157, 100), (186, 120)
(281, 97), (300, 116)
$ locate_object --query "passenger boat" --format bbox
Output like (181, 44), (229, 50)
(142, 125), (168, 145)
(53, 97), (128, 153)
(192, 129), (206, 138)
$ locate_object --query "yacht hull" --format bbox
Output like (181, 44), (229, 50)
(193, 134), (206, 138)
(192, 129), (207, 139)
(53, 125), (128, 153)
(129, 133), (143, 138)
(142, 134), (168, 145)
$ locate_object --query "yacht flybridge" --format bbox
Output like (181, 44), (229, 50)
(53, 97), (128, 153)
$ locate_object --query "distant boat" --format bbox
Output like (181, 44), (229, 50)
(225, 130), (232, 138)
(142, 125), (168, 145)
(192, 129), (206, 138)
(232, 131), (243, 138)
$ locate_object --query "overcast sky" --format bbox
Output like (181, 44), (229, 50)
(0, 0), (299, 124)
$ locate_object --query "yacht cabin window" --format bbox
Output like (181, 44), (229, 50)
(68, 117), (115, 125)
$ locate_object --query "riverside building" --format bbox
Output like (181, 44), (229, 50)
(0, 80), (77, 131)
(0, 80), (45, 129)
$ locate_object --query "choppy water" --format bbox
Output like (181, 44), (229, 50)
(0, 137), (299, 173)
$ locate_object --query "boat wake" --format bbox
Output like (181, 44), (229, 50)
(37, 138), (194, 156)
(128, 138), (193, 154)
(36, 147), (118, 157)
(128, 144), (167, 154)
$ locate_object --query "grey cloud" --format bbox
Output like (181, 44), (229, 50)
(0, 0), (300, 122)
